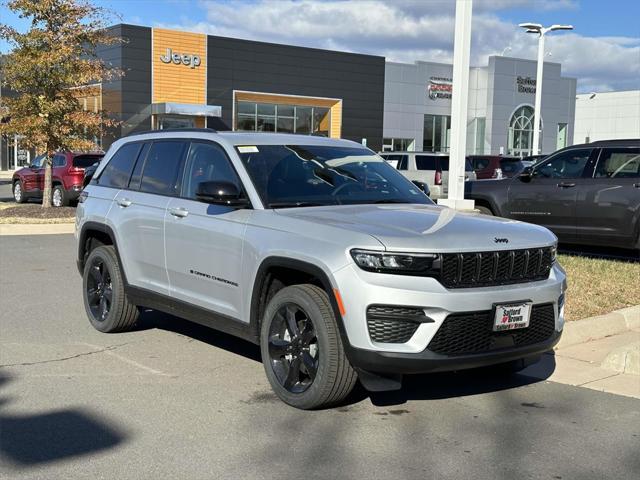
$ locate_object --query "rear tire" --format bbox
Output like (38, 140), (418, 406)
(260, 284), (357, 409)
(82, 245), (139, 333)
(52, 185), (69, 207)
(476, 205), (493, 215)
(13, 181), (26, 203)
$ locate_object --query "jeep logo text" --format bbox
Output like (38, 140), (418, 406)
(159, 48), (201, 68)
(494, 237), (509, 243)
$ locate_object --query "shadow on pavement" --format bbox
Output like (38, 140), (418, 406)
(134, 308), (262, 363)
(133, 308), (556, 408)
(0, 372), (127, 466)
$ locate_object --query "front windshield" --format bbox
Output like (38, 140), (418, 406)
(236, 145), (432, 208)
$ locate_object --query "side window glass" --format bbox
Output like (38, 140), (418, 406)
(415, 155), (437, 170)
(397, 155), (408, 170)
(99, 143), (143, 189)
(535, 149), (592, 179)
(437, 157), (450, 171)
(594, 148), (640, 178)
(52, 155), (66, 167)
(31, 154), (45, 168)
(139, 141), (188, 196)
(128, 143), (150, 190)
(475, 158), (490, 170)
(182, 142), (240, 200)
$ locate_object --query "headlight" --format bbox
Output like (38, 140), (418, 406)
(350, 249), (440, 276)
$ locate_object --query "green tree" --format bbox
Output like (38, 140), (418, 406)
(0, 0), (120, 207)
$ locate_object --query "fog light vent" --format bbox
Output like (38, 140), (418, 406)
(366, 305), (426, 343)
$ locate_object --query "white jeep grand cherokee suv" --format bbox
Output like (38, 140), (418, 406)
(76, 129), (566, 409)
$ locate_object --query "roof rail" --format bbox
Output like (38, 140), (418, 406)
(125, 128), (218, 137)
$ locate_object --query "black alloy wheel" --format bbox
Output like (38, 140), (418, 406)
(86, 257), (113, 323)
(268, 303), (319, 393)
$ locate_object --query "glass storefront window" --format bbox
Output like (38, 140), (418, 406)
(382, 138), (415, 151)
(296, 107), (312, 134)
(237, 102), (256, 115)
(508, 105), (539, 156)
(235, 101), (331, 136)
(557, 123), (568, 150)
(313, 107), (330, 136)
(423, 114), (451, 152)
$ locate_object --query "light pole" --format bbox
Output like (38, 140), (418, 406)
(519, 23), (573, 155)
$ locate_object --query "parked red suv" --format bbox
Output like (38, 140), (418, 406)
(12, 151), (104, 206)
(468, 155), (525, 180)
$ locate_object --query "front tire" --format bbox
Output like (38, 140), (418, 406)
(82, 245), (139, 333)
(260, 284), (357, 409)
(52, 185), (69, 207)
(13, 181), (26, 203)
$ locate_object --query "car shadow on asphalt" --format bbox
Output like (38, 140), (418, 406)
(134, 308), (262, 363)
(133, 309), (557, 408)
(360, 354), (556, 407)
(0, 372), (127, 467)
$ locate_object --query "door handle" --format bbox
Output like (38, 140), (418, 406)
(557, 183), (576, 188)
(633, 183), (640, 188)
(116, 197), (132, 207)
(169, 207), (189, 218)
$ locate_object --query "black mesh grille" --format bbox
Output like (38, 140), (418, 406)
(427, 303), (556, 355)
(439, 247), (553, 288)
(367, 305), (424, 343)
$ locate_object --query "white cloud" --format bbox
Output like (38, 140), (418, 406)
(159, 0), (639, 93)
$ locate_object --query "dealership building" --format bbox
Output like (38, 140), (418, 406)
(2, 24), (579, 170)
(383, 56), (577, 155)
(574, 90), (640, 144)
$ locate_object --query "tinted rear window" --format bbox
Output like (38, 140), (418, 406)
(416, 155), (437, 170)
(98, 144), (141, 189)
(500, 158), (524, 174)
(139, 141), (188, 196)
(73, 155), (103, 168)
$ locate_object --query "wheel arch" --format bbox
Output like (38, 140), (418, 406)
(77, 222), (127, 282)
(249, 256), (352, 351)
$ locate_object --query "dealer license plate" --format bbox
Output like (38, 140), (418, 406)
(493, 302), (532, 332)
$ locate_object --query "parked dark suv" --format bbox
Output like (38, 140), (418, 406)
(13, 151), (104, 206)
(466, 139), (640, 250)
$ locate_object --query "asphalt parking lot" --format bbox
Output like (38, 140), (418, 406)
(1, 234), (639, 480)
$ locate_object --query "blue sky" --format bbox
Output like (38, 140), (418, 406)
(2, 0), (639, 92)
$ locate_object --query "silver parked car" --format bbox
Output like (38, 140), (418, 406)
(76, 130), (566, 409)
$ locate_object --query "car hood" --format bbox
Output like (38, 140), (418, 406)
(275, 204), (556, 252)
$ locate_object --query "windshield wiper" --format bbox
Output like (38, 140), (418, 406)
(270, 201), (332, 209)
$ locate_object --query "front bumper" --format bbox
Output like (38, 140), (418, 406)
(347, 331), (560, 374)
(333, 264), (566, 356)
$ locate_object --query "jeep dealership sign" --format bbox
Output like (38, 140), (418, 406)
(159, 48), (201, 68)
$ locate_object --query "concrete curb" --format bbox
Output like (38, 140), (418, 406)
(0, 223), (75, 236)
(602, 342), (640, 375)
(558, 305), (640, 348)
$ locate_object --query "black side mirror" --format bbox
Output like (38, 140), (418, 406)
(519, 167), (533, 182)
(195, 181), (249, 207)
(411, 180), (431, 197)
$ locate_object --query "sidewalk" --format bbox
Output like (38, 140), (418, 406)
(523, 306), (640, 399)
(0, 222), (75, 235)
